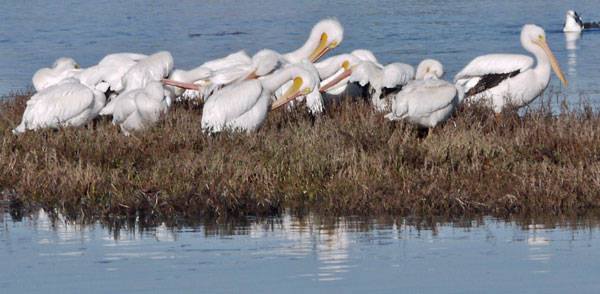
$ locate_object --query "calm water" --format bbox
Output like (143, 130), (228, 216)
(1, 0), (600, 107)
(2, 210), (600, 293)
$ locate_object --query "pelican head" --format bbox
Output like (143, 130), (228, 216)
(415, 59), (444, 80)
(522, 24), (568, 87)
(271, 66), (318, 110)
(563, 10), (583, 32)
(307, 18), (344, 62)
(53, 57), (79, 70)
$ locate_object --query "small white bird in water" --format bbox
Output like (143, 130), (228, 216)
(13, 77), (106, 133)
(32, 57), (81, 92)
(563, 10), (584, 32)
(454, 24), (568, 113)
(385, 59), (462, 132)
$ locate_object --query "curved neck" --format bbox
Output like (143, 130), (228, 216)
(529, 45), (552, 89)
(283, 34), (319, 64)
(260, 67), (299, 93)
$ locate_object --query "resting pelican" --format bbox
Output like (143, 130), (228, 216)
(32, 58), (80, 92)
(100, 51), (174, 116)
(273, 59), (324, 115)
(563, 10), (584, 32)
(13, 78), (106, 133)
(386, 60), (462, 132)
(112, 81), (170, 135)
(454, 24), (568, 113)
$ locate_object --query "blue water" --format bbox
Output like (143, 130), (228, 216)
(2, 211), (600, 293)
(1, 0), (600, 106)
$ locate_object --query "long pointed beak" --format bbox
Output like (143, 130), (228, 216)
(311, 46), (332, 63)
(538, 41), (569, 87)
(319, 67), (353, 92)
(161, 78), (205, 90)
(271, 77), (304, 110)
(309, 35), (328, 63)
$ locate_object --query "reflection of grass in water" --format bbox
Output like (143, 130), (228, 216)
(1, 90), (600, 221)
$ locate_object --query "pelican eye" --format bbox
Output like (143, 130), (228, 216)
(330, 41), (339, 48)
(538, 35), (544, 42)
(74, 64), (79, 69)
(342, 61), (350, 70)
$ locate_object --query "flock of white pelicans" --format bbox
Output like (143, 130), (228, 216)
(16, 14), (590, 136)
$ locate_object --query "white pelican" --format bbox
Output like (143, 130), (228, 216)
(415, 59), (444, 80)
(313, 53), (366, 107)
(274, 59), (324, 115)
(112, 81), (170, 135)
(13, 77), (106, 133)
(166, 18), (343, 102)
(100, 51), (174, 116)
(32, 58), (80, 92)
(283, 18), (344, 64)
(170, 65), (316, 133)
(79, 53), (148, 93)
(386, 60), (463, 132)
(563, 10), (584, 32)
(454, 24), (568, 113)
(349, 61), (414, 111)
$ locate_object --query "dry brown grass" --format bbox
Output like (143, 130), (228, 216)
(2, 91), (600, 221)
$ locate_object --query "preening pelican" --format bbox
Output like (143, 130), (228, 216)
(563, 10), (583, 32)
(274, 59), (324, 115)
(80, 53), (148, 93)
(100, 51), (174, 116)
(32, 58), (80, 92)
(386, 60), (462, 131)
(13, 78), (106, 133)
(112, 81), (170, 135)
(349, 61), (414, 111)
(283, 18), (344, 64)
(454, 24), (568, 113)
(315, 53), (365, 106)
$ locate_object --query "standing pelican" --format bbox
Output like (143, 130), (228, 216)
(32, 58), (80, 92)
(454, 24), (568, 113)
(13, 77), (106, 133)
(386, 60), (462, 132)
(563, 10), (584, 32)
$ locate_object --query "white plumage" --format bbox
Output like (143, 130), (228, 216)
(201, 65), (317, 133)
(32, 58), (81, 92)
(100, 51), (174, 116)
(563, 10), (583, 32)
(112, 81), (170, 135)
(13, 78), (106, 133)
(385, 78), (462, 129)
(454, 24), (568, 113)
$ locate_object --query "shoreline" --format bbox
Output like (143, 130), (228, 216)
(2, 91), (600, 220)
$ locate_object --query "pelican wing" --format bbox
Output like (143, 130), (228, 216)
(202, 80), (263, 129)
(200, 50), (252, 72)
(25, 82), (94, 128)
(391, 80), (457, 119)
(381, 63), (415, 89)
(122, 51), (174, 91)
(454, 54), (533, 82)
(349, 61), (381, 87)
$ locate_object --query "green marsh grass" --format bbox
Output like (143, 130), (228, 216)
(1, 91), (600, 220)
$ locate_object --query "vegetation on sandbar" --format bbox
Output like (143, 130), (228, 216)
(1, 91), (600, 220)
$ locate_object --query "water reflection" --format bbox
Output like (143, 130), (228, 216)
(564, 32), (581, 78)
(2, 210), (600, 293)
